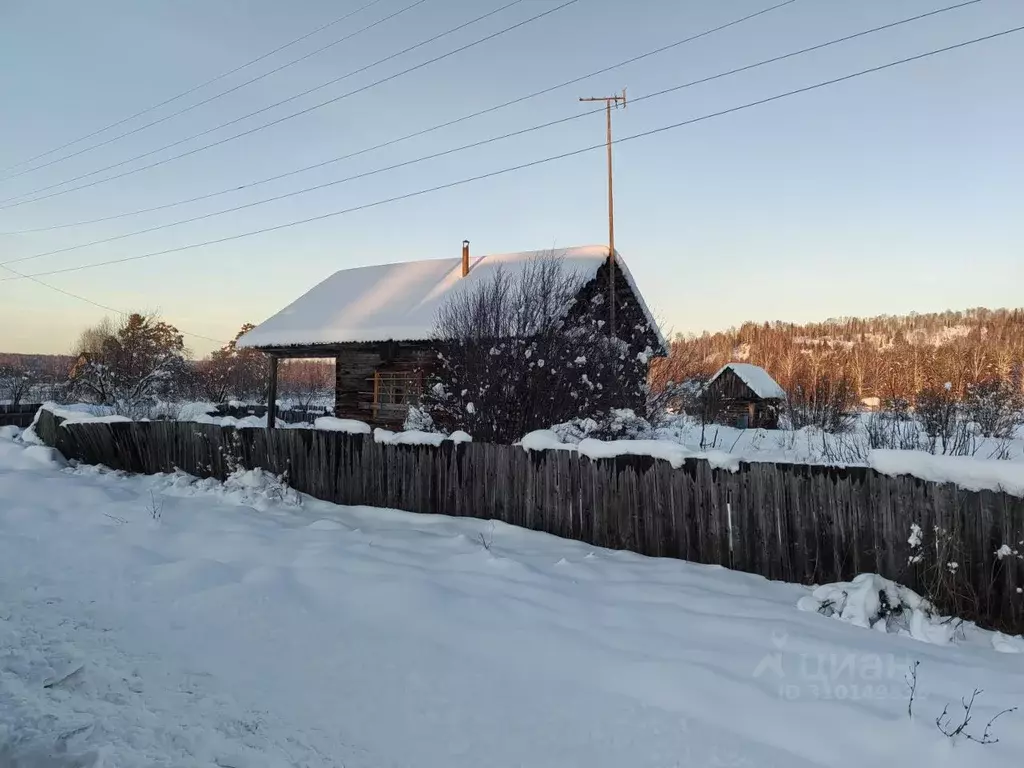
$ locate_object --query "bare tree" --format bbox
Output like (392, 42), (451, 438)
(278, 360), (334, 412)
(73, 316), (115, 359)
(0, 364), (35, 405)
(193, 324), (270, 403)
(421, 252), (652, 443)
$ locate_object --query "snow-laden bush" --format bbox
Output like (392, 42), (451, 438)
(157, 467), (301, 511)
(550, 409), (654, 443)
(420, 252), (657, 444)
(404, 405), (435, 433)
(798, 573), (958, 645)
(67, 313), (190, 418)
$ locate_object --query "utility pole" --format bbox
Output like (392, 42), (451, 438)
(579, 89), (625, 338)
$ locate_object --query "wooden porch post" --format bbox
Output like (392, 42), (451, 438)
(267, 355), (279, 429)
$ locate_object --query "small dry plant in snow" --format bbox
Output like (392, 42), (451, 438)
(935, 688), (1017, 744)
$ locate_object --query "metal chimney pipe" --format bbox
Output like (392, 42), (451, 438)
(461, 240), (470, 277)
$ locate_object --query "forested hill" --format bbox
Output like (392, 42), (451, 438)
(660, 308), (1024, 400)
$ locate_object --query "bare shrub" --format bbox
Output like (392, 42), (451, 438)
(936, 688), (1017, 744)
(906, 661), (920, 719)
(787, 376), (857, 433)
(906, 522), (975, 621)
(964, 379), (1024, 439)
(865, 407), (925, 451)
(818, 431), (869, 464)
(916, 384), (976, 456)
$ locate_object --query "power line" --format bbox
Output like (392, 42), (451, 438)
(0, 0), (429, 183)
(0, 0), (390, 175)
(0, 0), (522, 204)
(0, 0), (803, 236)
(0, 0), (981, 268)
(0, 0), (569, 210)
(0, 0), (800, 236)
(0, 263), (226, 345)
(5, 23), (1018, 284)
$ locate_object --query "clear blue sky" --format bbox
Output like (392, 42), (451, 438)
(1, 0), (1021, 356)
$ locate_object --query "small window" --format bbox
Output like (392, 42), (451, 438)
(372, 370), (423, 419)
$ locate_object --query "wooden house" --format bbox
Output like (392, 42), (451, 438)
(237, 244), (666, 427)
(702, 363), (786, 429)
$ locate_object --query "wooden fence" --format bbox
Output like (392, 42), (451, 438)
(34, 408), (1024, 632)
(0, 403), (41, 428)
(214, 403), (332, 425)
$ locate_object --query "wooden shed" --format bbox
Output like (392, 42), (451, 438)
(237, 244), (665, 427)
(702, 363), (785, 429)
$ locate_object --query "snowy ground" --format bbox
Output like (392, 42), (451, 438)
(2, 431), (1024, 767)
(644, 414), (1024, 467)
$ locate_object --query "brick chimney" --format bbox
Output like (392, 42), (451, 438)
(461, 240), (470, 277)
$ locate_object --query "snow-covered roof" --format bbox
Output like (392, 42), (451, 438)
(708, 363), (786, 400)
(236, 245), (665, 349)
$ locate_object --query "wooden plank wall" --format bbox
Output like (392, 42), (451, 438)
(34, 408), (1024, 632)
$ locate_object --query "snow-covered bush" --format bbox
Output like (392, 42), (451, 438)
(158, 467), (301, 511)
(404, 405), (435, 432)
(420, 252), (656, 443)
(550, 409), (654, 443)
(67, 313), (190, 419)
(798, 573), (958, 645)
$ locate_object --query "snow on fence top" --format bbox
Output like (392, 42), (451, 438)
(236, 245), (665, 349)
(708, 363), (786, 400)
(27, 406), (1024, 498)
(868, 450), (1024, 497)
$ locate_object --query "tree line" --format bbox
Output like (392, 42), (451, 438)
(648, 307), (1024, 445)
(0, 314), (333, 414)
(654, 307), (1024, 402)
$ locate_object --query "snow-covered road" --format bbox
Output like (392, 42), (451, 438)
(1, 432), (1022, 767)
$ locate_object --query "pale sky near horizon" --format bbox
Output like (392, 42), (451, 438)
(1, 0), (1021, 356)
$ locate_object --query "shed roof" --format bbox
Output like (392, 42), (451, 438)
(237, 245), (665, 350)
(708, 363), (786, 400)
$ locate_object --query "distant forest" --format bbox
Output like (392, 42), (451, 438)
(0, 353), (73, 377)
(5, 307), (1024, 408)
(654, 308), (1024, 402)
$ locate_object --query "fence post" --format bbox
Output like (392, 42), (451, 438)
(266, 356), (278, 429)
